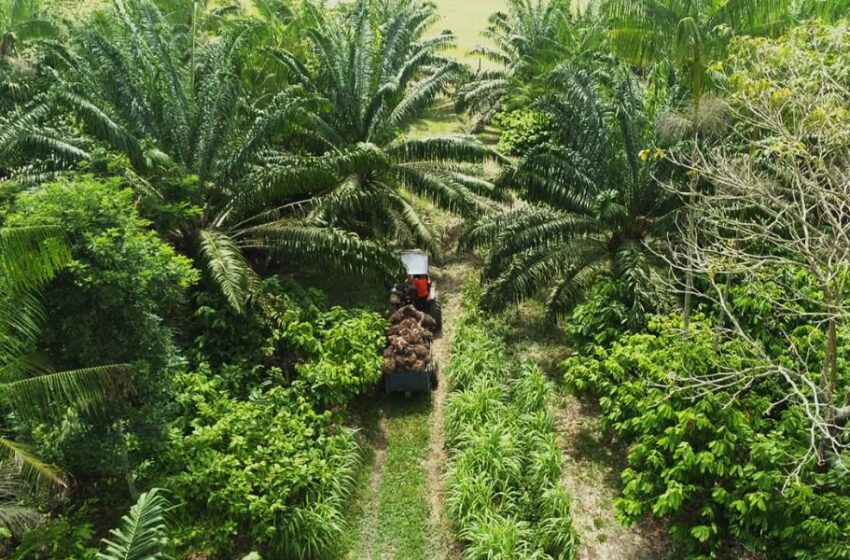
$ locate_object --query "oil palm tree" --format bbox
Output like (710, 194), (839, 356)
(0, 226), (131, 537)
(465, 71), (679, 320)
(1, 0), (403, 311)
(456, 0), (604, 130)
(274, 0), (506, 254)
(605, 0), (789, 106)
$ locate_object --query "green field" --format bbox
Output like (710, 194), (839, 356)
(430, 0), (504, 63)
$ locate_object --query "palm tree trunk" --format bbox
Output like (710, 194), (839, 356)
(190, 1), (198, 90)
(683, 269), (693, 332)
(682, 128), (701, 335)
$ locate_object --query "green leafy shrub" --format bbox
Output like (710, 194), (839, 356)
(565, 279), (656, 349)
(11, 515), (98, 560)
(290, 306), (387, 407)
(160, 279), (385, 558)
(444, 299), (577, 559)
(3, 175), (198, 490)
(497, 109), (555, 157)
(562, 313), (850, 559)
(3, 175), (198, 370)
(192, 277), (386, 405)
(162, 367), (360, 558)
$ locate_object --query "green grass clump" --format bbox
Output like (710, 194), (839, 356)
(443, 299), (578, 559)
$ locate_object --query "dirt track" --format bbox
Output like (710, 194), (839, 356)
(424, 259), (473, 560)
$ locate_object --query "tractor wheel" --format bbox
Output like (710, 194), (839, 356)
(429, 298), (443, 334)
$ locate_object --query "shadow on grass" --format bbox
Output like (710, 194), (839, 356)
(495, 297), (574, 382)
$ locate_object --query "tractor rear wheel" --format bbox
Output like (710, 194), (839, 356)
(429, 298), (442, 334)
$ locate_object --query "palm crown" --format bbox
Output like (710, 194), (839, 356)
(465, 71), (679, 319)
(2, 0), (407, 311)
(274, 0), (506, 255)
(456, 0), (579, 130)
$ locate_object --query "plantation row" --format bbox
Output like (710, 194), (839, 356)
(444, 287), (576, 559)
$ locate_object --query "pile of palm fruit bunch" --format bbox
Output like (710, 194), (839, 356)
(382, 306), (437, 374)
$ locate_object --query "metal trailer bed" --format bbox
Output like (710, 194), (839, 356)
(383, 347), (438, 395)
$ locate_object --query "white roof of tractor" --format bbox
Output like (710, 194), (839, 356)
(401, 251), (429, 276)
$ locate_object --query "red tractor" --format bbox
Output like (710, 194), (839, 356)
(388, 250), (442, 333)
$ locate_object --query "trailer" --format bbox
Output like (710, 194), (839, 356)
(381, 301), (439, 396)
(383, 351), (439, 395)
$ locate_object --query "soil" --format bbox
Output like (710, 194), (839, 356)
(423, 256), (476, 560)
(554, 394), (680, 560)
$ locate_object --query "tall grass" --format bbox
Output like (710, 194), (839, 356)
(443, 290), (578, 559)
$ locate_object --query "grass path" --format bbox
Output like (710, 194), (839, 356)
(343, 396), (432, 560)
(343, 255), (471, 560)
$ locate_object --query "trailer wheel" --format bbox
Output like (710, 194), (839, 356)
(430, 362), (439, 390)
(429, 298), (443, 334)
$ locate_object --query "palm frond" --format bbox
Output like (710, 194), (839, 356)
(391, 135), (505, 165)
(0, 437), (64, 490)
(395, 166), (480, 218)
(244, 223), (405, 278)
(385, 191), (440, 255)
(0, 364), (133, 421)
(0, 289), (46, 359)
(0, 226), (71, 292)
(53, 89), (142, 167)
(0, 503), (40, 539)
(544, 259), (610, 319)
(97, 488), (169, 560)
(197, 229), (258, 314)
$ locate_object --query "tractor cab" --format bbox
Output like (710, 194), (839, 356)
(389, 250), (442, 332)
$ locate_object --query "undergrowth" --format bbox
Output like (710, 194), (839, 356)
(443, 285), (578, 559)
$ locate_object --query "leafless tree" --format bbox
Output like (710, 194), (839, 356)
(661, 88), (850, 470)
